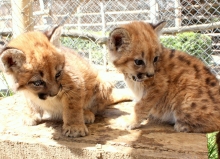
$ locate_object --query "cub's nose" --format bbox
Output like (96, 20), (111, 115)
(49, 84), (62, 97)
(38, 93), (48, 100)
(137, 73), (142, 79)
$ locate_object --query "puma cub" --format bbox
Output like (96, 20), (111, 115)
(0, 26), (130, 137)
(108, 21), (220, 133)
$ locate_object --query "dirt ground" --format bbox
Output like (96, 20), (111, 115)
(0, 93), (208, 159)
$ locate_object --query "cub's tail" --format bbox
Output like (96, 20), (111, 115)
(99, 80), (133, 105)
(97, 71), (133, 106)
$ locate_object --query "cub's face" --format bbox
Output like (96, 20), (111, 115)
(108, 21), (166, 82)
(0, 27), (65, 100)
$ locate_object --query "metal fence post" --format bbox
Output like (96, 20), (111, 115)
(77, 6), (81, 31)
(100, 2), (107, 71)
(11, 0), (33, 38)
(175, 0), (181, 27)
(150, 0), (157, 23)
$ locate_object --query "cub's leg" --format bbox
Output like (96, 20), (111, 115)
(61, 88), (88, 137)
(118, 98), (156, 130)
(22, 99), (43, 126)
(119, 89), (164, 130)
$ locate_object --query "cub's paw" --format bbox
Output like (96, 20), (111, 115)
(116, 115), (141, 130)
(174, 122), (191, 132)
(84, 110), (95, 124)
(22, 115), (41, 126)
(62, 124), (89, 137)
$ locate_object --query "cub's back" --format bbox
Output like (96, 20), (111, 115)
(61, 46), (98, 77)
(158, 48), (219, 89)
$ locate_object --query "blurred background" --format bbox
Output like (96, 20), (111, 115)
(0, 0), (219, 90)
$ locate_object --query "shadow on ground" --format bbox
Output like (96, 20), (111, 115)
(0, 94), (208, 158)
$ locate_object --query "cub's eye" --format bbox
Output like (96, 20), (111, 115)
(32, 80), (45, 87)
(134, 59), (145, 66)
(55, 71), (62, 79)
(153, 56), (159, 63)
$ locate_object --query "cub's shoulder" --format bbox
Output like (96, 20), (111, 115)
(162, 48), (204, 66)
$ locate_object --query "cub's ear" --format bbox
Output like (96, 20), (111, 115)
(44, 26), (62, 47)
(108, 27), (131, 52)
(151, 21), (166, 36)
(0, 48), (26, 73)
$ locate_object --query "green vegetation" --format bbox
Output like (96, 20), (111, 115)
(207, 132), (218, 159)
(160, 32), (213, 65)
(0, 72), (13, 97)
(60, 37), (105, 65)
(61, 32), (214, 66)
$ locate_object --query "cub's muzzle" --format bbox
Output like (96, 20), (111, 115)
(132, 72), (154, 82)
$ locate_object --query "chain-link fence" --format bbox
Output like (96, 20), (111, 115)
(0, 0), (220, 90)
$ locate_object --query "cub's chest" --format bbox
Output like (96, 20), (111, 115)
(124, 74), (145, 101)
(23, 90), (63, 115)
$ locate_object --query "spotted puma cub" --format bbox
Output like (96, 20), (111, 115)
(0, 26), (131, 137)
(108, 21), (220, 133)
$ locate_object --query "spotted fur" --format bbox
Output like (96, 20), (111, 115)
(108, 21), (220, 133)
(0, 27), (131, 137)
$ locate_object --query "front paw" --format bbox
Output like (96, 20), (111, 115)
(22, 114), (41, 126)
(62, 124), (89, 137)
(117, 115), (141, 130)
(84, 110), (95, 124)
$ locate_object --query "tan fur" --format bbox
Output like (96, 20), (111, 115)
(0, 27), (131, 137)
(108, 21), (220, 133)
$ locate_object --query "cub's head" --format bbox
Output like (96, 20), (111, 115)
(0, 26), (65, 100)
(108, 21), (166, 82)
